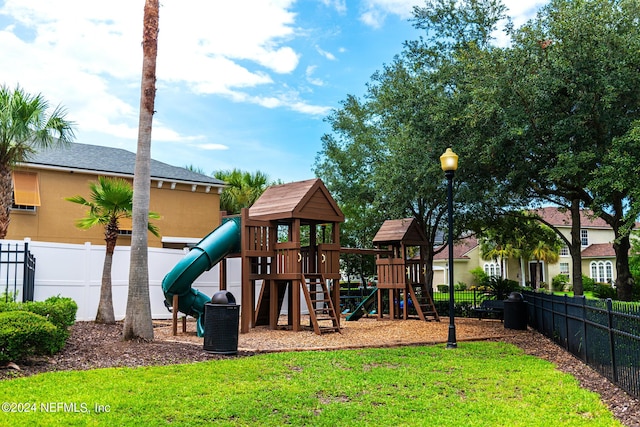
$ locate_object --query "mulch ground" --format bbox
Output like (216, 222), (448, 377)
(2, 316), (639, 427)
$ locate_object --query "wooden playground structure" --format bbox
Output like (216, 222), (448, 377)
(239, 179), (344, 334)
(207, 179), (438, 336)
(372, 218), (439, 322)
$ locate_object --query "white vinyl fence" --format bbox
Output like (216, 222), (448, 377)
(2, 238), (242, 321)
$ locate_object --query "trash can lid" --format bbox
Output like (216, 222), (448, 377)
(507, 291), (524, 302)
(210, 291), (236, 305)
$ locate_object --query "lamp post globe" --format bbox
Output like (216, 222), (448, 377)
(440, 147), (458, 349)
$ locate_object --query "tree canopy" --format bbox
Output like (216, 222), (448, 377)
(315, 0), (640, 300)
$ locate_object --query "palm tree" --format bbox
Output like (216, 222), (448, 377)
(479, 237), (512, 278)
(0, 85), (75, 238)
(530, 239), (562, 290)
(213, 169), (271, 214)
(124, 0), (159, 341)
(66, 177), (159, 324)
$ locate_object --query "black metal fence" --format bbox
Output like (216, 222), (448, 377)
(524, 291), (640, 399)
(0, 242), (36, 303)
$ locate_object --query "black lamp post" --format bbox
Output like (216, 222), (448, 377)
(440, 147), (458, 349)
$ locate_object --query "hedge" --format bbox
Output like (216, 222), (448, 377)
(0, 296), (77, 363)
(0, 311), (59, 363)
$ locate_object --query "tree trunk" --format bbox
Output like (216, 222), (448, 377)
(123, 0), (159, 341)
(614, 235), (634, 301)
(0, 165), (13, 239)
(95, 236), (116, 324)
(569, 199), (584, 295)
(519, 257), (526, 287)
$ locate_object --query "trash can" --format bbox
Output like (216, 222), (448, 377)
(503, 291), (528, 330)
(203, 291), (239, 354)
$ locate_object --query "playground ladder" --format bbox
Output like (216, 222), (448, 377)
(408, 283), (440, 321)
(301, 273), (341, 334)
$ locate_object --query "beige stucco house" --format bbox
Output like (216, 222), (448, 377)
(8, 142), (225, 248)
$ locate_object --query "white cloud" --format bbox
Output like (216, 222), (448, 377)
(320, 0), (347, 14)
(358, 0), (416, 28)
(196, 143), (229, 151)
(358, 0), (548, 31)
(315, 45), (337, 61)
(0, 0), (313, 145)
(305, 66), (325, 87)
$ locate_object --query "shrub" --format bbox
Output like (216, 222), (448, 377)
(469, 267), (488, 287)
(484, 276), (520, 300)
(454, 282), (467, 291)
(593, 282), (616, 299)
(582, 275), (595, 292)
(0, 296), (77, 330)
(551, 274), (569, 292)
(0, 311), (58, 363)
(0, 296), (77, 359)
(436, 284), (449, 293)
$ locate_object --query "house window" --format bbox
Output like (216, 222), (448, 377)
(11, 171), (41, 211)
(559, 262), (570, 277)
(117, 217), (132, 236)
(590, 261), (613, 283)
(483, 262), (501, 278)
(580, 229), (589, 247)
(560, 246), (569, 256)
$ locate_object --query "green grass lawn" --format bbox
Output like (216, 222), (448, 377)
(0, 342), (620, 426)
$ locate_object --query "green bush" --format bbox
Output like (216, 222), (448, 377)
(582, 275), (596, 292)
(593, 282), (616, 299)
(454, 282), (467, 291)
(0, 311), (58, 363)
(436, 284), (449, 293)
(0, 296), (77, 330)
(0, 296), (77, 361)
(551, 274), (569, 292)
(482, 276), (520, 300)
(469, 267), (488, 287)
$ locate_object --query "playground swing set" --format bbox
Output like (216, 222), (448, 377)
(161, 178), (440, 338)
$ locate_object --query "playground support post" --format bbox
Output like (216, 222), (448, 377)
(441, 148), (458, 349)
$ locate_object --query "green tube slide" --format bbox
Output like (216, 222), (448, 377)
(161, 217), (241, 336)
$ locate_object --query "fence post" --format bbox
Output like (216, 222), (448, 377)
(581, 295), (588, 364)
(606, 298), (618, 383)
(563, 294), (569, 350)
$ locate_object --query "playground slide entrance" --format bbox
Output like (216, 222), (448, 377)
(161, 217), (241, 336)
(345, 287), (378, 321)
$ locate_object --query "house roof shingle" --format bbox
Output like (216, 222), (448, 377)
(23, 142), (225, 186)
(581, 243), (616, 258)
(433, 236), (479, 260)
(532, 207), (610, 228)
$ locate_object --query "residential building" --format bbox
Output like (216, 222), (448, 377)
(432, 207), (636, 289)
(9, 142), (225, 248)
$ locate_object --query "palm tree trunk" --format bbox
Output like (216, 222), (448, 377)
(95, 240), (116, 324)
(123, 0), (159, 341)
(0, 165), (13, 239)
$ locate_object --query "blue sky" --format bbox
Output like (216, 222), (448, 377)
(0, 0), (547, 183)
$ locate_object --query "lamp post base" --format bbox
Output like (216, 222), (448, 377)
(446, 325), (457, 349)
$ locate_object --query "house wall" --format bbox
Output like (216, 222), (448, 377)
(8, 167), (221, 248)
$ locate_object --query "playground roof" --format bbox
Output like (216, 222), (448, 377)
(249, 178), (344, 223)
(372, 218), (428, 246)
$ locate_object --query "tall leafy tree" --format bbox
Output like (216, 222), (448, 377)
(316, 0), (509, 288)
(66, 177), (159, 324)
(0, 85), (75, 238)
(124, 0), (159, 340)
(484, 0), (640, 300)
